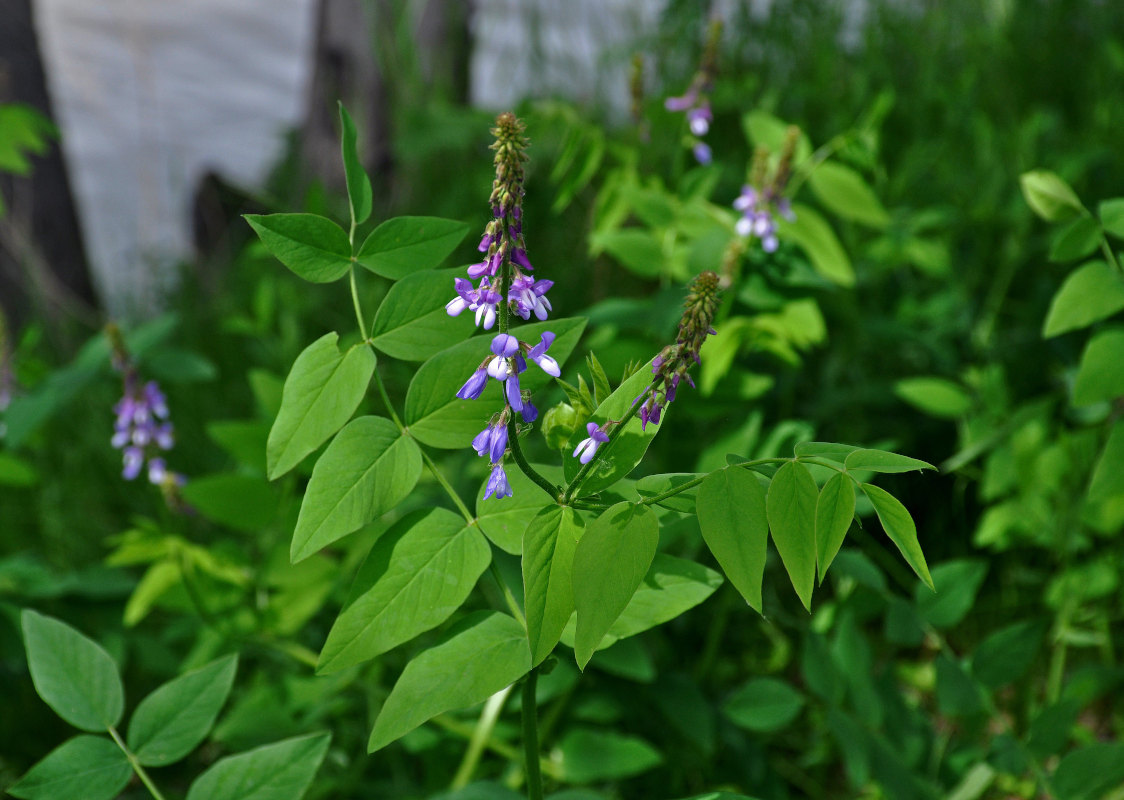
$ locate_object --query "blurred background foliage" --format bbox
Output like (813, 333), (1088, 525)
(2, 0), (1123, 798)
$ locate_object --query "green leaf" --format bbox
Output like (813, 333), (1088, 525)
(562, 358), (658, 497)
(7, 735), (131, 800)
(181, 474), (276, 532)
(1053, 743), (1124, 800)
(1049, 215), (1102, 262)
(815, 472), (855, 581)
(267, 332), (376, 478)
(776, 203), (854, 286)
(635, 472), (703, 513)
(405, 318), (585, 449)
(475, 464), (561, 554)
(893, 377), (972, 418)
(765, 462), (818, 611)
(370, 269), (473, 361)
(1042, 261), (1124, 337)
(915, 560), (988, 628)
(793, 441), (861, 462)
(971, 620), (1046, 688)
(601, 554), (722, 644)
(127, 654), (238, 766)
(1019, 170), (1085, 221)
(338, 102), (372, 225)
(368, 611), (530, 751)
(844, 449), (936, 473)
(1086, 418), (1124, 532)
(935, 654), (984, 716)
(185, 732), (331, 800)
(318, 508), (491, 674)
(124, 561), (181, 627)
(808, 161), (889, 228)
(558, 729), (662, 783)
(356, 216), (470, 279)
(741, 111), (811, 162)
(723, 678), (805, 732)
(1099, 197), (1124, 239)
(21, 610), (124, 732)
(0, 451), (39, 487)
(1074, 327), (1124, 406)
(523, 506), (584, 666)
(572, 503), (659, 669)
(697, 467), (768, 611)
(861, 484), (934, 590)
(291, 416), (422, 562)
(589, 229), (664, 277)
(245, 213), (353, 283)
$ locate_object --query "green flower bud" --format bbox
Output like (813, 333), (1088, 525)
(542, 402), (581, 450)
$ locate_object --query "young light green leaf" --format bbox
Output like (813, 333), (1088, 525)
(338, 102), (372, 225)
(572, 503), (659, 669)
(1042, 261), (1124, 337)
(523, 506), (584, 666)
(723, 677), (805, 732)
(697, 467), (768, 611)
(318, 508), (491, 674)
(1073, 328), (1124, 406)
(291, 416), (422, 562)
(127, 654), (238, 766)
(893, 377), (972, 419)
(558, 729), (662, 783)
(589, 229), (664, 277)
(844, 449), (936, 473)
(267, 332), (375, 479)
(1019, 170), (1085, 221)
(370, 269), (473, 361)
(185, 732), (330, 800)
(765, 462), (818, 611)
(741, 110), (812, 162)
(244, 213), (353, 283)
(776, 203), (854, 286)
(21, 610), (124, 732)
(356, 216), (470, 279)
(1099, 197), (1124, 239)
(815, 471), (855, 581)
(808, 161), (890, 228)
(368, 611), (530, 752)
(861, 484), (934, 590)
(7, 735), (131, 800)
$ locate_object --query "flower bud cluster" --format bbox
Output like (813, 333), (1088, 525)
(664, 17), (722, 164)
(734, 128), (799, 252)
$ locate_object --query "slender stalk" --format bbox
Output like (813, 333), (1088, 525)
(371, 369), (405, 429)
(521, 669), (544, 800)
(108, 726), (167, 800)
(639, 473), (708, 506)
(507, 422), (561, 498)
(1100, 235), (1122, 274)
(348, 266), (369, 341)
(450, 686), (513, 789)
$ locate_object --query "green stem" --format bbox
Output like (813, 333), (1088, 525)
(371, 369), (405, 429)
(521, 669), (544, 800)
(1100, 235), (1122, 274)
(451, 685), (513, 789)
(507, 420), (561, 499)
(639, 473), (708, 506)
(348, 266), (369, 341)
(108, 726), (167, 800)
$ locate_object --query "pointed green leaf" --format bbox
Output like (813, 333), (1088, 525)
(602, 554), (722, 643)
(338, 102), (372, 225)
(523, 506), (584, 666)
(741, 110), (812, 162)
(368, 611), (530, 752)
(370, 268), (473, 361)
(572, 503), (659, 669)
(291, 416), (421, 562)
(558, 729), (662, 783)
(7, 735), (130, 800)
(1053, 743), (1124, 800)
(21, 610), (123, 732)
(844, 448), (936, 473)
(186, 732), (330, 800)
(916, 560), (988, 628)
(1019, 170), (1085, 221)
(815, 472), (855, 581)
(475, 463), (561, 555)
(267, 332), (375, 479)
(776, 203), (854, 286)
(697, 467), (768, 611)
(1049, 215), (1102, 262)
(808, 161), (889, 228)
(1099, 197), (1124, 239)
(356, 216), (470, 279)
(318, 508), (491, 673)
(893, 377), (972, 419)
(127, 654), (238, 766)
(1073, 327), (1124, 406)
(1043, 261), (1124, 337)
(765, 462), (818, 611)
(724, 677), (805, 732)
(245, 213), (353, 283)
(793, 441), (861, 462)
(861, 484), (934, 590)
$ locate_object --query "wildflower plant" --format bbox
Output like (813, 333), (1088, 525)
(664, 17), (722, 164)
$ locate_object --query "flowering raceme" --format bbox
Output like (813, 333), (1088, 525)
(733, 126), (799, 252)
(665, 17), (722, 164)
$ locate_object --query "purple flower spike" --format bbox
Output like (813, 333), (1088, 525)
(478, 232), (494, 252)
(491, 333), (520, 358)
(522, 399), (538, 422)
(467, 260), (491, 280)
(473, 288), (502, 330)
(665, 89), (697, 112)
(693, 142), (712, 164)
(506, 371), (523, 412)
(123, 446), (144, 480)
(528, 331), (560, 377)
(573, 422), (610, 464)
(489, 423), (508, 462)
(687, 105), (712, 136)
(512, 248), (534, 272)
(484, 462), (513, 500)
(457, 368), (488, 399)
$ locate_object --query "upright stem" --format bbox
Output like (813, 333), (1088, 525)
(521, 669), (544, 800)
(450, 686), (513, 789)
(108, 726), (167, 800)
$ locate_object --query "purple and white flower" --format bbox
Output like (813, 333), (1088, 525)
(484, 462), (513, 500)
(573, 422), (610, 464)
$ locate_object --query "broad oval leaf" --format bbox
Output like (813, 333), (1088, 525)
(1073, 327), (1124, 406)
(7, 735), (131, 800)
(370, 269), (474, 361)
(318, 508), (491, 674)
(815, 472), (855, 581)
(245, 213), (353, 283)
(765, 462), (818, 611)
(844, 448), (936, 474)
(127, 654), (238, 766)
(808, 161), (889, 228)
(916, 559), (988, 628)
(368, 611), (530, 752)
(1042, 261), (1124, 338)
(356, 216), (470, 279)
(404, 318), (585, 449)
(558, 728), (662, 783)
(697, 467), (768, 611)
(1019, 170), (1085, 221)
(338, 102), (372, 225)
(776, 203), (854, 287)
(21, 610), (124, 732)
(267, 333), (376, 479)
(1049, 215), (1102, 262)
(291, 416), (422, 562)
(724, 677), (805, 732)
(475, 463), (561, 554)
(861, 484), (934, 590)
(523, 506), (584, 666)
(893, 377), (972, 419)
(185, 732), (331, 800)
(572, 502), (659, 669)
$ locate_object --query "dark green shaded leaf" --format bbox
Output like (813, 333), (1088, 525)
(971, 620), (1046, 688)
(558, 729), (662, 783)
(697, 467), (768, 611)
(935, 654), (984, 716)
(356, 216), (470, 279)
(185, 732), (330, 800)
(916, 560), (988, 628)
(1053, 743), (1124, 800)
(7, 735), (130, 800)
(181, 474), (276, 532)
(245, 214), (353, 283)
(723, 678), (805, 732)
(765, 461), (818, 610)
(475, 464), (561, 554)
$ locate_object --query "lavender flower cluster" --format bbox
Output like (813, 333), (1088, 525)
(664, 17), (722, 165)
(733, 185), (795, 253)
